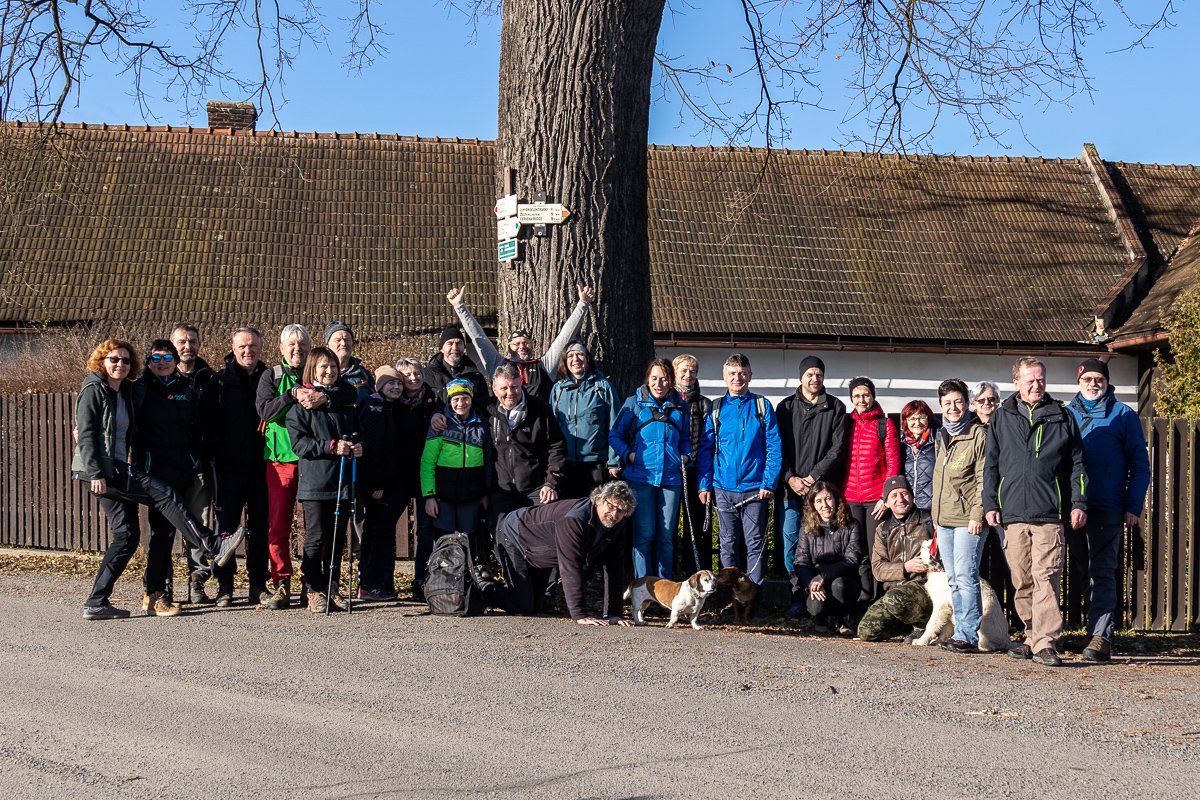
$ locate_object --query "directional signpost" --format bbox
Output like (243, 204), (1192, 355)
(517, 203), (571, 224)
(493, 172), (573, 263)
(495, 191), (520, 263)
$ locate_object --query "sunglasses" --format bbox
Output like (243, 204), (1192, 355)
(149, 354), (176, 363)
(975, 397), (997, 406)
(105, 356), (132, 365)
(1080, 375), (1106, 384)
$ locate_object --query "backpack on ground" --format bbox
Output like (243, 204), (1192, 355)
(424, 532), (485, 617)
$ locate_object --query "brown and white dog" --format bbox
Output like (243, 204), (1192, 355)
(715, 566), (757, 624)
(624, 570), (718, 630)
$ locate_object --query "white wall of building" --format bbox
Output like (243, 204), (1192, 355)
(656, 346), (1138, 413)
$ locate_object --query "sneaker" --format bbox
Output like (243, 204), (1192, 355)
(261, 581), (290, 611)
(143, 591), (180, 617)
(215, 590), (234, 608)
(1007, 643), (1034, 660)
(83, 601), (131, 621)
(836, 621), (854, 637)
(783, 602), (806, 620)
(212, 525), (247, 568)
(188, 572), (214, 605)
(1033, 648), (1063, 667)
(1082, 636), (1112, 663)
(939, 639), (982, 654)
(307, 591), (328, 613)
(357, 587), (398, 602)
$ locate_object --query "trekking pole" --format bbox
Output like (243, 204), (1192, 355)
(679, 461), (702, 573)
(346, 434), (359, 614)
(327, 435), (351, 615)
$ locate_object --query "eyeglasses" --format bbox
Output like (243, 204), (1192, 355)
(1081, 376), (1106, 384)
(975, 397), (997, 406)
(907, 416), (930, 425)
(105, 357), (132, 365)
(149, 354), (176, 363)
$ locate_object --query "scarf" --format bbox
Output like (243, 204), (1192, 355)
(903, 428), (931, 448)
(941, 410), (974, 438)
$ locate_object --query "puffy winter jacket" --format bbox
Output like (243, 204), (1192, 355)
(776, 390), (846, 495)
(871, 510), (934, 590)
(983, 393), (1086, 524)
(1067, 389), (1150, 516)
(419, 408), (493, 502)
(549, 371), (620, 464)
(199, 354), (268, 473)
(609, 387), (690, 487)
(135, 370), (201, 488)
(357, 387), (437, 492)
(285, 395), (357, 502)
(843, 403), (899, 503)
(932, 420), (987, 528)
(71, 372), (141, 480)
(901, 430), (937, 510)
(484, 394), (566, 494)
(793, 519), (863, 584)
(697, 392), (782, 493)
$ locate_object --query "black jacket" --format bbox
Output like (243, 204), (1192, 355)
(286, 399), (358, 502)
(71, 373), (141, 480)
(485, 394), (566, 494)
(340, 357), (376, 406)
(135, 370), (200, 488)
(425, 352), (488, 402)
(199, 354), (268, 472)
(983, 393), (1087, 524)
(181, 355), (215, 392)
(506, 498), (626, 619)
(357, 387), (437, 492)
(793, 519), (863, 584)
(776, 390), (846, 496)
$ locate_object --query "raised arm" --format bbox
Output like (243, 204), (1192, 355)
(447, 285), (503, 377)
(539, 284), (594, 373)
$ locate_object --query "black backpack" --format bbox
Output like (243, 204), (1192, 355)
(425, 532), (485, 617)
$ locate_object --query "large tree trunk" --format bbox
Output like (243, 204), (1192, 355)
(496, 0), (664, 396)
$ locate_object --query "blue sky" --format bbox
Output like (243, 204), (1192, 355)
(52, 2), (1196, 165)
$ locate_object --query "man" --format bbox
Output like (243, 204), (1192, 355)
(697, 353), (782, 589)
(984, 357), (1087, 667)
(856, 476), (934, 642)
(324, 321), (375, 405)
(673, 354), (712, 574)
(777, 354), (846, 616)
(480, 481), (635, 625)
(424, 324), (488, 401)
(1067, 357), (1150, 662)
(483, 364), (566, 536)
(446, 284), (595, 401)
(199, 327), (270, 607)
(169, 321), (215, 603)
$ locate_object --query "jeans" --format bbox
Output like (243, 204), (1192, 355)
(936, 525), (990, 646)
(675, 465), (713, 576)
(715, 488), (769, 586)
(781, 495), (803, 578)
(433, 499), (481, 535)
(630, 481), (682, 579)
(1068, 511), (1124, 642)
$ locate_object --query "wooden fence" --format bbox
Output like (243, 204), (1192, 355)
(1, 393), (1195, 630)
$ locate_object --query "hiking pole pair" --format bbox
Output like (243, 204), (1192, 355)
(326, 434), (358, 615)
(678, 461), (703, 573)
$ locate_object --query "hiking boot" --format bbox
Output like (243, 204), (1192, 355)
(249, 584), (268, 606)
(1008, 643), (1033, 660)
(212, 525), (247, 568)
(410, 583), (426, 603)
(1082, 636), (1112, 663)
(783, 602), (806, 620)
(836, 620), (855, 637)
(188, 572), (214, 605)
(327, 593), (347, 612)
(812, 616), (831, 635)
(939, 639), (982, 654)
(357, 587), (397, 602)
(215, 589), (234, 608)
(83, 601), (131, 621)
(261, 581), (290, 611)
(1032, 648), (1063, 667)
(143, 591), (180, 617)
(307, 591), (328, 613)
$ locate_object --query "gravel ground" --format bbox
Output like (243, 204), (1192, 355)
(1, 567), (1198, 800)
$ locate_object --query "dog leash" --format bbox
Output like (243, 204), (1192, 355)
(679, 462), (703, 573)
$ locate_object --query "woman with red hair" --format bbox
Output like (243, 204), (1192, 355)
(899, 400), (937, 513)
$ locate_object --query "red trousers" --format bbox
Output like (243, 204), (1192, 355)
(266, 461), (300, 583)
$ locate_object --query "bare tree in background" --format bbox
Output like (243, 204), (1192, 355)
(0, 0), (1177, 391)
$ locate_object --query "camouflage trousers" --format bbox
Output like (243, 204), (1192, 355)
(856, 581), (932, 641)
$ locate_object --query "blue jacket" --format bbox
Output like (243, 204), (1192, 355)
(609, 387), (690, 487)
(698, 392), (782, 493)
(1067, 389), (1150, 516)
(549, 371), (620, 463)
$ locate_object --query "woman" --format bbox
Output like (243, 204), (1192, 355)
(609, 359), (689, 579)
(792, 481), (863, 635)
(73, 338), (242, 620)
(420, 378), (492, 537)
(286, 346), (362, 613)
(971, 381), (1001, 426)
(548, 342), (619, 500)
(843, 376), (899, 605)
(899, 400), (937, 513)
(931, 379), (989, 653)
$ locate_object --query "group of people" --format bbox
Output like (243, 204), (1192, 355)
(72, 288), (1151, 664)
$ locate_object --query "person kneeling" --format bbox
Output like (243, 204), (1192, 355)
(857, 475), (934, 642)
(479, 481), (636, 625)
(792, 482), (862, 635)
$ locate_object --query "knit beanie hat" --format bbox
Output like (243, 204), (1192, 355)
(848, 376), (876, 396)
(882, 474), (911, 501)
(325, 321), (353, 344)
(1077, 358), (1109, 381)
(798, 355), (826, 376)
(374, 365), (401, 394)
(445, 378), (475, 399)
(439, 325), (465, 347)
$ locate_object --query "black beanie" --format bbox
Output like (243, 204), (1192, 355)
(1077, 358), (1109, 381)
(798, 355), (826, 376)
(439, 325), (465, 347)
(848, 376), (876, 396)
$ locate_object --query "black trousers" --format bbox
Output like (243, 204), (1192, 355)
(801, 574), (861, 620)
(847, 502), (882, 606)
(211, 465), (270, 591)
(302, 499), (351, 594)
(360, 485), (403, 593)
(85, 462), (214, 607)
(487, 518), (553, 615)
(144, 480), (193, 594)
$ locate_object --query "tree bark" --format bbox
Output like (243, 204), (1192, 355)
(496, 0), (664, 396)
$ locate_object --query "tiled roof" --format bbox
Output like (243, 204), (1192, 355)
(1, 123), (1196, 344)
(1118, 225), (1200, 340)
(1108, 161), (1200, 262)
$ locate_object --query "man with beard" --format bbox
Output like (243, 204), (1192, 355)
(424, 324), (488, 401)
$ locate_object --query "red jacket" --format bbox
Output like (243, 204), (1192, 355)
(843, 403), (900, 503)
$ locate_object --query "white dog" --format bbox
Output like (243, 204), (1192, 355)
(912, 540), (1009, 651)
(624, 570), (718, 630)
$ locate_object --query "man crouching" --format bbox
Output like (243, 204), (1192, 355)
(857, 475), (934, 642)
(480, 481), (636, 626)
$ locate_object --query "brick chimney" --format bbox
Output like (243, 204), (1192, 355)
(206, 101), (258, 131)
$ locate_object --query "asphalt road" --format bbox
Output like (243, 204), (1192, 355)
(1, 571), (1197, 799)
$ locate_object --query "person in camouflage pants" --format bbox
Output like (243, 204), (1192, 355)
(857, 475), (935, 641)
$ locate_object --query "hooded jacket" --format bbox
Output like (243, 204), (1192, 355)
(983, 393), (1087, 524)
(549, 370), (620, 463)
(843, 403), (900, 504)
(931, 419), (987, 528)
(199, 353), (268, 473)
(424, 352), (488, 401)
(483, 393), (566, 494)
(609, 387), (690, 487)
(697, 391), (782, 493)
(72, 372), (141, 480)
(1067, 388), (1150, 517)
(776, 390), (846, 495)
(135, 369), (201, 488)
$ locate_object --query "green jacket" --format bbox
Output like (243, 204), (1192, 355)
(931, 420), (987, 528)
(419, 410), (492, 503)
(257, 364), (300, 463)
